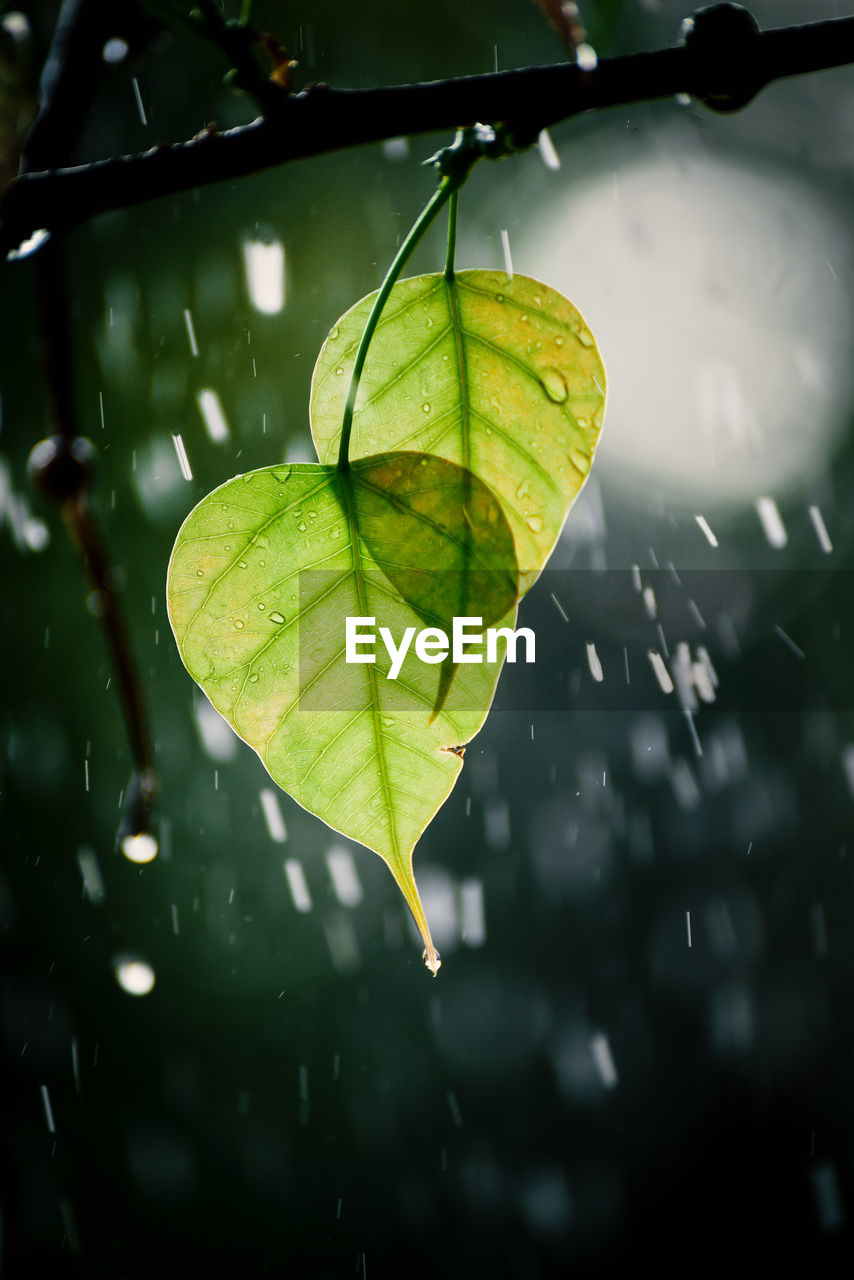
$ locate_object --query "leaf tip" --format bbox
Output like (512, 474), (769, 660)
(422, 944), (442, 976)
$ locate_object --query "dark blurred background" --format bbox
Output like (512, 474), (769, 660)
(4, 0), (854, 1274)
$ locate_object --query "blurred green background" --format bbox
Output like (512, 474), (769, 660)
(4, 0), (854, 1274)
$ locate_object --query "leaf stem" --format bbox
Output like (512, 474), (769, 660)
(337, 172), (461, 473)
(444, 187), (458, 281)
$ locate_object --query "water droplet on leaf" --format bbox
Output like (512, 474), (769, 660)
(540, 368), (568, 403)
(270, 611), (285, 624)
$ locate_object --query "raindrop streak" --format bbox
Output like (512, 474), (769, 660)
(500, 229), (513, 279)
(774, 624), (805, 660)
(648, 651), (674, 694)
(808, 504), (833, 553)
(284, 859), (312, 912)
(131, 76), (147, 125)
(197, 389), (230, 442)
(589, 1033), (618, 1089)
(77, 847), (106, 904)
(842, 744), (854, 798)
(260, 788), (288, 843)
(550, 592), (569, 622)
(811, 902), (828, 957)
(171, 433), (193, 481)
(686, 910), (693, 949)
(460, 878), (486, 947)
(71, 1037), (81, 1094)
(755, 495), (788, 548)
(183, 308), (199, 357)
(243, 235), (286, 314)
(537, 128), (561, 171)
(326, 846), (363, 907)
(694, 514), (718, 548)
(40, 1085), (56, 1133)
(446, 1090), (464, 1129)
(586, 642), (604, 683)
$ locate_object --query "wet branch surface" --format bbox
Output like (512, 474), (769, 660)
(3, 7), (854, 255)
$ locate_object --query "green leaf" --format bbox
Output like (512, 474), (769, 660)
(167, 454), (518, 973)
(311, 269), (606, 592)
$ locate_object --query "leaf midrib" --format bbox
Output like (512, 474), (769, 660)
(341, 472), (399, 862)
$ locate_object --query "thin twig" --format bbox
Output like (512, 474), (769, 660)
(2, 7), (854, 257)
(25, 0), (159, 814)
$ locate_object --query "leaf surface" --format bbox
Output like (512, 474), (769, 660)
(166, 454), (518, 972)
(311, 269), (606, 591)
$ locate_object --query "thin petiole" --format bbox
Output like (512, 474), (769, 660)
(444, 188), (459, 282)
(337, 177), (455, 472)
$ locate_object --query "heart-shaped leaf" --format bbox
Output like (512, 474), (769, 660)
(167, 454), (519, 972)
(311, 269), (606, 590)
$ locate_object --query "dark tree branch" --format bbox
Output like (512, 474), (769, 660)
(2, 5), (854, 257)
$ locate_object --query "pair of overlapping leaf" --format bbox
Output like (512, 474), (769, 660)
(167, 270), (606, 969)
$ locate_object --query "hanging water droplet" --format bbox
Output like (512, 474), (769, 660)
(270, 611), (285, 624)
(568, 446), (590, 473)
(540, 368), (568, 404)
(526, 514), (544, 533)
